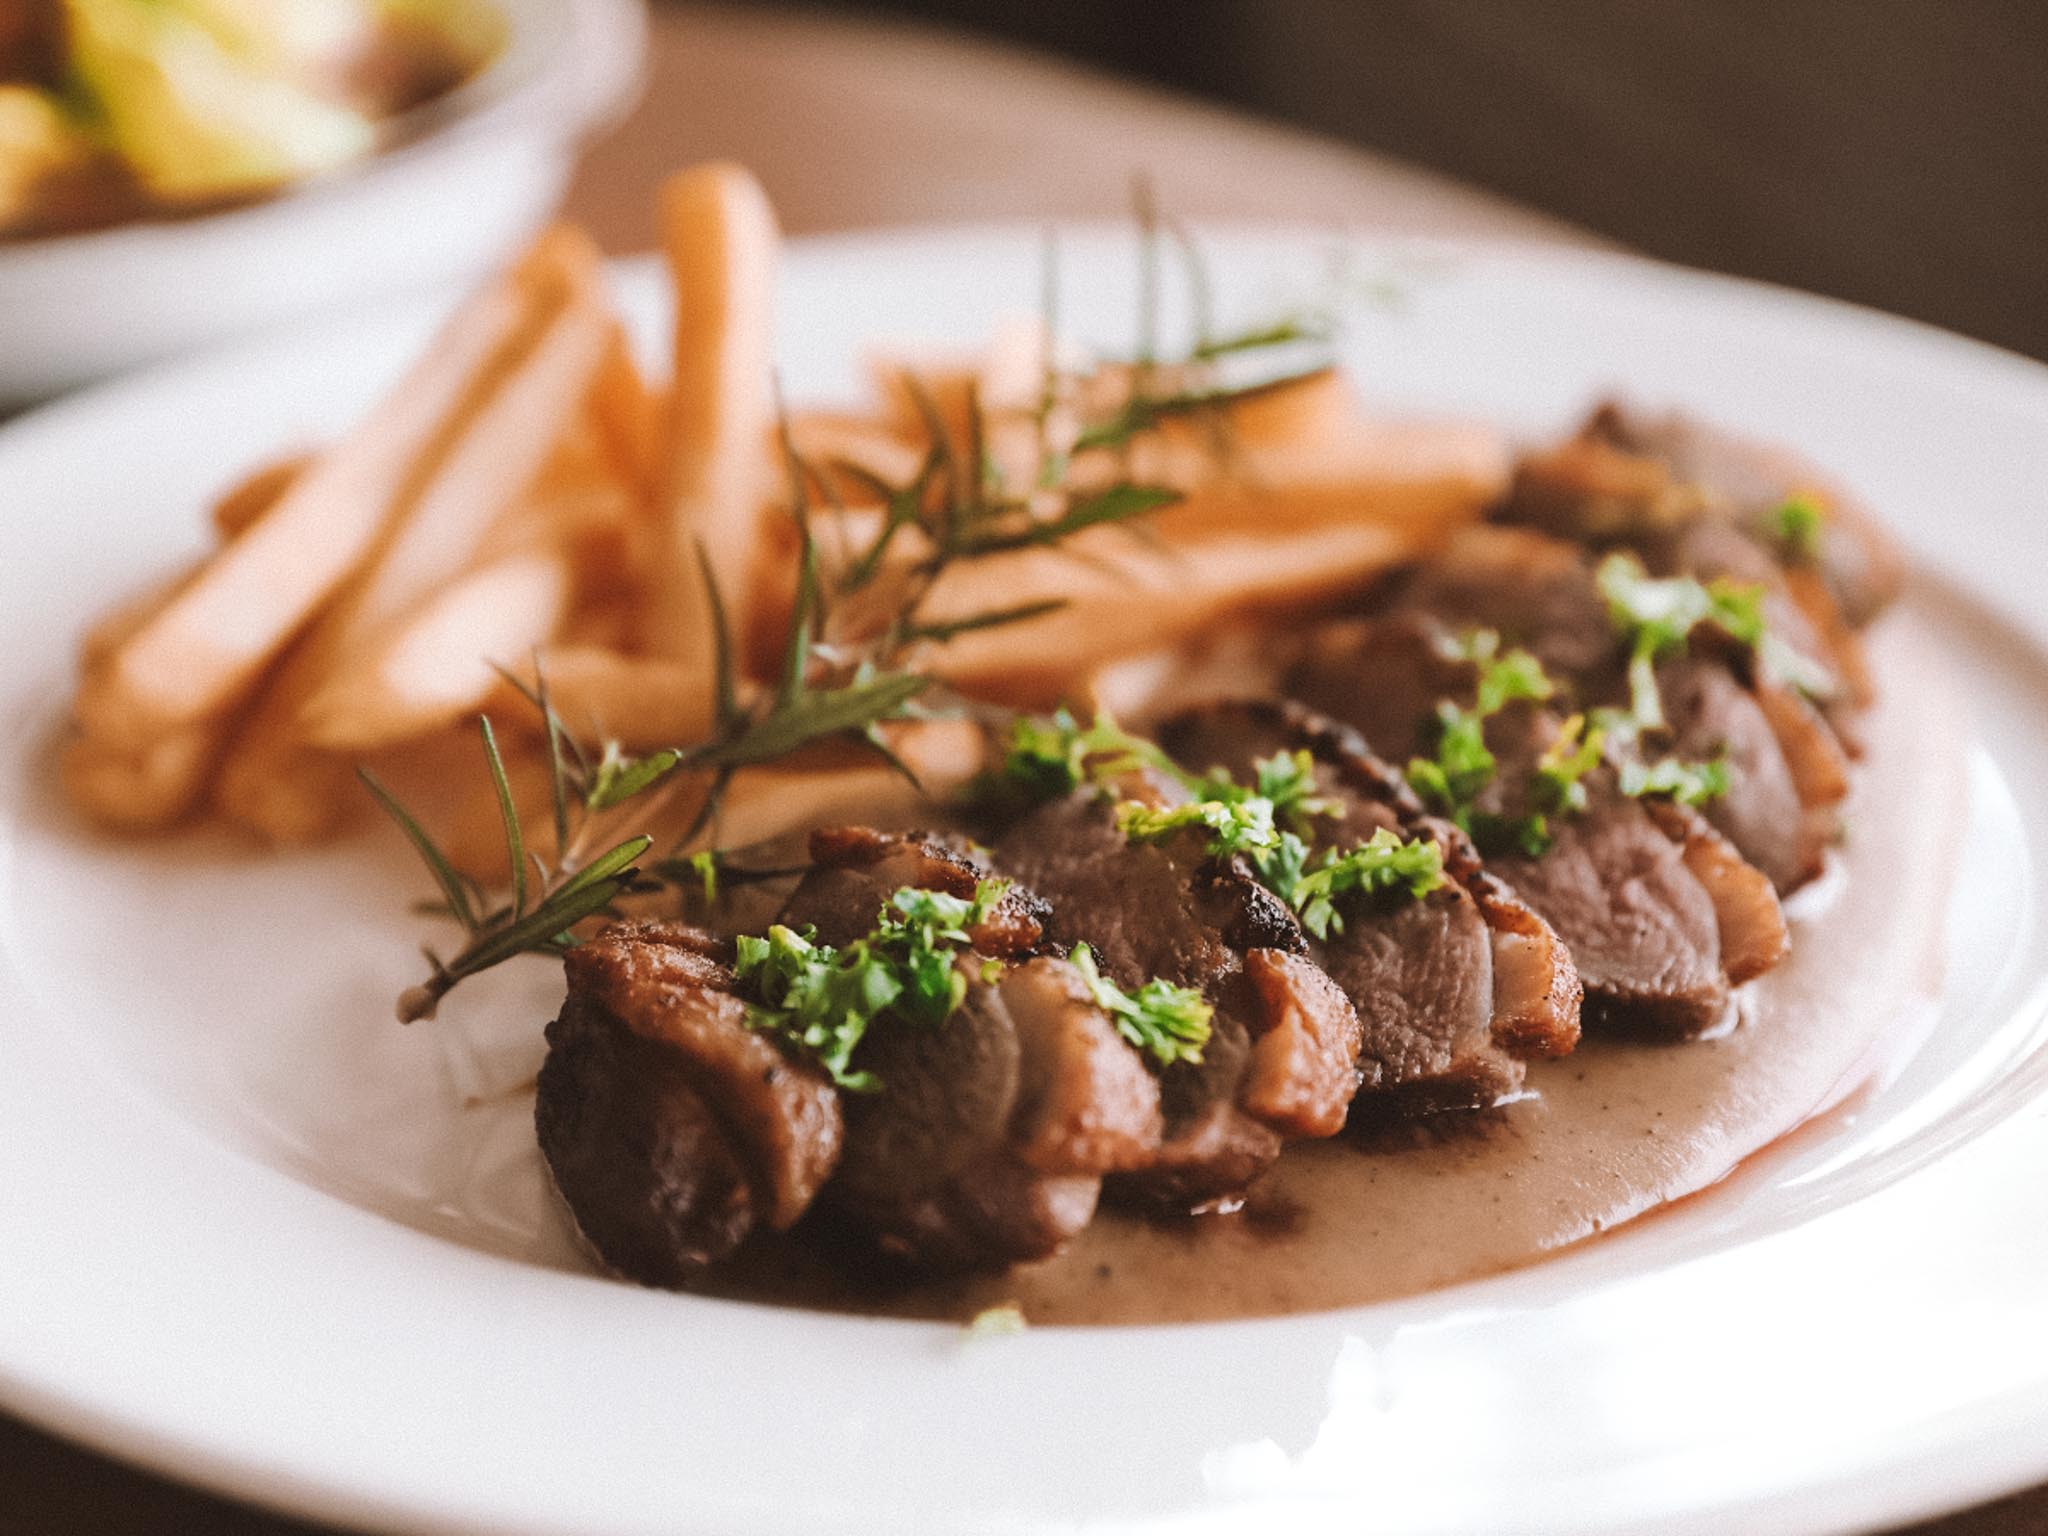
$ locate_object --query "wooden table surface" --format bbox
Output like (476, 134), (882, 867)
(0, 6), (2038, 1534)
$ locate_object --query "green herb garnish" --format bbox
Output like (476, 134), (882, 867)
(1533, 713), (1604, 817)
(1287, 828), (1447, 939)
(732, 880), (1009, 1091)
(1120, 762), (1442, 940)
(1114, 795), (1281, 859)
(1770, 493), (1826, 562)
(1596, 549), (1835, 720)
(1404, 631), (1557, 837)
(1595, 552), (1768, 731)
(997, 709), (1180, 800)
(1619, 754), (1733, 807)
(1191, 747), (1338, 831)
(1068, 943), (1213, 1067)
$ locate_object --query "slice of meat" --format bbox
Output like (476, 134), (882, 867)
(1450, 860), (1584, 1059)
(1641, 799), (1791, 987)
(993, 787), (1300, 1210)
(1482, 788), (1731, 1040)
(1501, 406), (1895, 746)
(1002, 956), (1165, 1174)
(1656, 653), (1826, 892)
(1648, 515), (1866, 755)
(1392, 524), (1623, 684)
(1581, 401), (1904, 628)
(823, 958), (1161, 1269)
(1160, 697), (1581, 1113)
(1240, 949), (1364, 1137)
(782, 825), (1050, 956)
(562, 927), (842, 1229)
(1284, 612), (1468, 768)
(537, 993), (757, 1287)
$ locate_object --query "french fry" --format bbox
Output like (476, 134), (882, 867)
(299, 549), (575, 752)
(587, 321), (662, 501)
(399, 728), (562, 883)
(213, 226), (616, 843)
(78, 562), (204, 673)
(652, 161), (780, 660)
(59, 723), (223, 832)
(827, 516), (1432, 706)
(1082, 410), (1510, 536)
(209, 453), (311, 540)
(867, 317), (1049, 446)
(81, 238), (561, 746)
(484, 645), (721, 751)
(785, 410), (924, 492)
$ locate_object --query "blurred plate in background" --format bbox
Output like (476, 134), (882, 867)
(0, 0), (644, 406)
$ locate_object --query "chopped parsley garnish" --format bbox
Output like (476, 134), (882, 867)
(1770, 492), (1827, 562)
(1114, 795), (1280, 858)
(1405, 631), (1560, 846)
(1458, 628), (1557, 715)
(1596, 549), (1836, 718)
(1121, 770), (1442, 939)
(1620, 754), (1733, 807)
(733, 880), (1010, 1091)
(1596, 552), (1768, 731)
(1286, 828), (1446, 939)
(1533, 713), (1604, 817)
(1192, 747), (1338, 830)
(963, 1302), (1028, 1338)
(1405, 702), (1497, 820)
(997, 709), (1178, 800)
(1068, 943), (1213, 1066)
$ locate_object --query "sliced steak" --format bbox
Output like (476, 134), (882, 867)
(538, 994), (756, 1287)
(993, 786), (1301, 1210)
(1501, 407), (1895, 734)
(1654, 653), (1826, 892)
(821, 958), (1161, 1270)
(1393, 524), (1622, 685)
(1003, 956), (1167, 1173)
(1580, 401), (1904, 628)
(1239, 950), (1364, 1138)
(1289, 622), (1781, 1038)
(1482, 790), (1731, 1039)
(1161, 697), (1580, 1117)
(1301, 531), (1839, 894)
(781, 825), (1050, 956)
(1640, 799), (1791, 988)
(537, 922), (845, 1287)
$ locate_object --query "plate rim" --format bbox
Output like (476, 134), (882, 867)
(4, 223), (2048, 1536)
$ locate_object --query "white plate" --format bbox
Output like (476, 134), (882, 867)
(3, 230), (2048, 1536)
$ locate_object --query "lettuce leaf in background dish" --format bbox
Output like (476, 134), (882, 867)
(166, 0), (384, 82)
(62, 0), (378, 205)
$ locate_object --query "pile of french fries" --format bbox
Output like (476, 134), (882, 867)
(62, 161), (1510, 878)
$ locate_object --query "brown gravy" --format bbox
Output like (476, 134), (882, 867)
(686, 626), (1960, 1325)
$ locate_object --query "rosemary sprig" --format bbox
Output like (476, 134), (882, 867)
(371, 204), (1358, 1021)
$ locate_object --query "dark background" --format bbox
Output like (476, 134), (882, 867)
(700, 0), (2048, 360)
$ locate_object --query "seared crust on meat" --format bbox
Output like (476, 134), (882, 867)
(1641, 799), (1790, 988)
(563, 928), (843, 1228)
(1002, 958), (1164, 1174)
(793, 825), (1052, 956)
(1159, 697), (1582, 1112)
(538, 994), (756, 1287)
(1240, 949), (1364, 1138)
